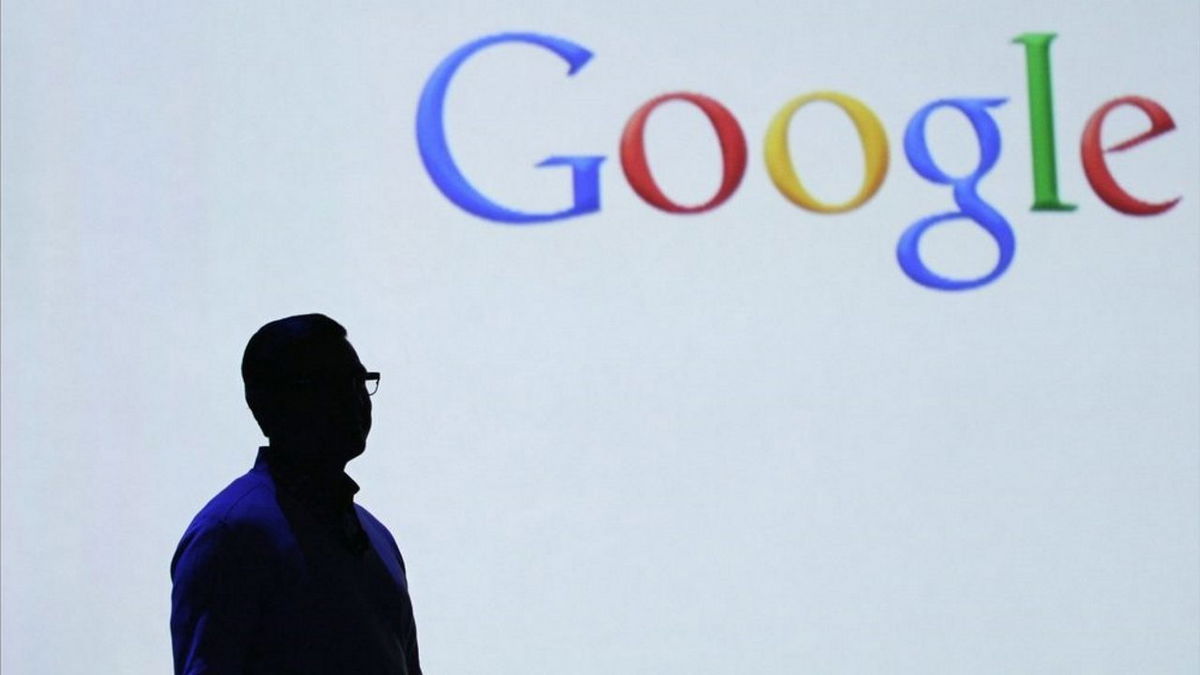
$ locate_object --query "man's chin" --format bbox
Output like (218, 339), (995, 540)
(276, 434), (366, 467)
(343, 443), (366, 463)
(339, 434), (368, 463)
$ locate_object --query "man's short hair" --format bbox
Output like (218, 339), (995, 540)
(242, 313), (348, 436)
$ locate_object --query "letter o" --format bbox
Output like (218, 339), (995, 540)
(620, 93), (748, 214)
(764, 91), (889, 213)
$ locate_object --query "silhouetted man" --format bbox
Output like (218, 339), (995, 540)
(171, 314), (421, 674)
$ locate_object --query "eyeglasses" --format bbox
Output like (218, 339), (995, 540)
(363, 371), (381, 396)
(288, 371), (381, 396)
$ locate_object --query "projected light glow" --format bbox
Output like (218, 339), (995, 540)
(417, 31), (1181, 291)
(3, 4), (1197, 673)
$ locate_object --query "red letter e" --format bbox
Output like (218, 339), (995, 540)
(1081, 96), (1180, 215)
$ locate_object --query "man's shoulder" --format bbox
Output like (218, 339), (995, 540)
(353, 501), (386, 530)
(171, 467), (283, 579)
(200, 468), (277, 520)
(354, 502), (410, 578)
(179, 466), (282, 544)
(353, 502), (402, 544)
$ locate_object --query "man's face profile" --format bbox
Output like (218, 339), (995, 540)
(243, 314), (374, 466)
(276, 337), (373, 461)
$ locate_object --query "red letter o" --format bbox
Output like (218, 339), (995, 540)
(619, 93), (747, 214)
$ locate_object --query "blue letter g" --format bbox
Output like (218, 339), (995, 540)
(900, 98), (1014, 290)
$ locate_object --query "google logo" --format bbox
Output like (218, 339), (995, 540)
(417, 32), (1182, 291)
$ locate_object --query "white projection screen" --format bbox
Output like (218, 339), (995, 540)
(2, 1), (1197, 673)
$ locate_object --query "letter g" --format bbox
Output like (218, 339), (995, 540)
(899, 97), (1014, 290)
(416, 33), (605, 224)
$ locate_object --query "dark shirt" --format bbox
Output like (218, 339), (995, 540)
(170, 448), (421, 674)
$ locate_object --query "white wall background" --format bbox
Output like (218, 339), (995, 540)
(2, 1), (1197, 673)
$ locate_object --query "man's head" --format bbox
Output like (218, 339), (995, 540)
(242, 314), (373, 466)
